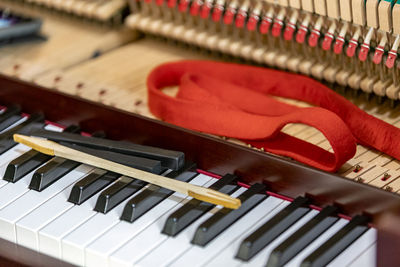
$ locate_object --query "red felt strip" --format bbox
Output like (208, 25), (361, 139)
(147, 60), (400, 172)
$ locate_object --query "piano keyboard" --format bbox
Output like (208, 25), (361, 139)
(0, 105), (377, 266)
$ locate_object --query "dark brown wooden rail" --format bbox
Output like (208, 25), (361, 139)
(0, 74), (398, 266)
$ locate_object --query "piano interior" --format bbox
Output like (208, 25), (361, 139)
(0, 0), (398, 266)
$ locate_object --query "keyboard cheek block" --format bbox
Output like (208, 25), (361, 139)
(0, 77), (397, 267)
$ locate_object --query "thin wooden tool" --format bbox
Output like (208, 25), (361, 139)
(14, 134), (241, 209)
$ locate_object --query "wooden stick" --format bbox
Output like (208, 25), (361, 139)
(13, 134), (241, 209)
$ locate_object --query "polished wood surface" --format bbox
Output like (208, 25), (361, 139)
(0, 74), (398, 265)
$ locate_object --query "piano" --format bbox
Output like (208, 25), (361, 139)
(0, 0), (398, 266)
(0, 72), (395, 267)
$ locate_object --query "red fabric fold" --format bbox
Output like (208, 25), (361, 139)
(147, 60), (400, 172)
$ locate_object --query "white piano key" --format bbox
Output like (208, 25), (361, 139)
(16, 188), (75, 251)
(236, 209), (319, 267)
(85, 174), (216, 267)
(348, 242), (376, 267)
(0, 164), (93, 242)
(169, 199), (292, 267)
(284, 219), (349, 267)
(203, 199), (296, 267)
(327, 228), (377, 267)
(64, 174), (212, 266)
(0, 164), (35, 210)
(38, 177), (109, 259)
(108, 177), (232, 267)
(16, 168), (99, 251)
(137, 196), (285, 267)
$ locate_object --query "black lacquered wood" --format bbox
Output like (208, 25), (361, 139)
(61, 143), (162, 174)
(192, 183), (267, 246)
(68, 169), (120, 205)
(163, 174), (238, 236)
(0, 104), (21, 132)
(4, 150), (50, 183)
(0, 112), (43, 155)
(266, 206), (339, 267)
(300, 215), (369, 267)
(29, 157), (80, 191)
(236, 196), (310, 261)
(94, 176), (146, 214)
(31, 129), (184, 170)
(120, 162), (197, 223)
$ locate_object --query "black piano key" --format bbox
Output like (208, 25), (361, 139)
(0, 105), (22, 132)
(4, 125), (80, 183)
(192, 183), (267, 247)
(61, 143), (162, 174)
(163, 174), (239, 236)
(236, 196), (310, 261)
(68, 169), (120, 205)
(0, 113), (43, 155)
(94, 176), (147, 214)
(300, 215), (369, 267)
(3, 150), (51, 183)
(29, 156), (81, 191)
(266, 206), (339, 267)
(120, 162), (197, 223)
(27, 125), (83, 191)
(31, 129), (185, 170)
